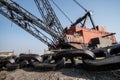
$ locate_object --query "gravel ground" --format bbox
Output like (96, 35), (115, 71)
(0, 68), (120, 80)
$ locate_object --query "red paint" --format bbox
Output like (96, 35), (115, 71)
(64, 26), (116, 44)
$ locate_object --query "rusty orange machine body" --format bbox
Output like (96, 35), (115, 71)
(63, 26), (116, 49)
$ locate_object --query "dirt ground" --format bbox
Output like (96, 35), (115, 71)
(0, 67), (120, 80)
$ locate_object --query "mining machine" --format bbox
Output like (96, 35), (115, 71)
(0, 0), (120, 71)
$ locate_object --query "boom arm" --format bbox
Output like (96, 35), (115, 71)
(34, 0), (63, 37)
(0, 0), (61, 48)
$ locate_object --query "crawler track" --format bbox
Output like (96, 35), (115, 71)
(0, 44), (120, 71)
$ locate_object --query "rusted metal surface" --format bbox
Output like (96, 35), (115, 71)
(64, 26), (116, 44)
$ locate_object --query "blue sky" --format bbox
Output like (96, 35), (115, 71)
(0, 0), (120, 55)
